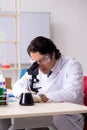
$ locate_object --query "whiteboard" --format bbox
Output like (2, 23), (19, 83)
(0, 12), (50, 64)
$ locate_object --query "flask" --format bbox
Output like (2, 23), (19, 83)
(19, 81), (34, 106)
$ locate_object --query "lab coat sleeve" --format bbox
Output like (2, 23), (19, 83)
(46, 61), (84, 103)
(12, 72), (30, 97)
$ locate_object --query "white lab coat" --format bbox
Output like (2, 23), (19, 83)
(12, 55), (84, 130)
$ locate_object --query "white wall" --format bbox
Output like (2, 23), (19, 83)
(0, 0), (87, 75)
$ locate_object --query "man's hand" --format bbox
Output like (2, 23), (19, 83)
(41, 94), (49, 102)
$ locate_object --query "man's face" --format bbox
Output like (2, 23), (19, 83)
(30, 52), (56, 74)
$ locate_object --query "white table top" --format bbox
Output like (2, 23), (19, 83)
(0, 101), (87, 119)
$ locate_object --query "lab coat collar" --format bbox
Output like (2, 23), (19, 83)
(51, 55), (69, 77)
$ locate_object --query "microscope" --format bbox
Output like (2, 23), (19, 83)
(27, 62), (41, 93)
(19, 62), (40, 106)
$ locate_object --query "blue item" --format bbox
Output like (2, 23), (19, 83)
(8, 94), (17, 102)
(8, 94), (15, 98)
(20, 69), (27, 78)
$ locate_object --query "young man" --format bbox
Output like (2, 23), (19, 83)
(12, 36), (84, 130)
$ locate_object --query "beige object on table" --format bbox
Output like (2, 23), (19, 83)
(32, 94), (41, 103)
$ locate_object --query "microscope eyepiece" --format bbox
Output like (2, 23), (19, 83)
(27, 62), (39, 75)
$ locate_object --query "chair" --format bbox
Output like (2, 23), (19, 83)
(84, 76), (87, 130)
(20, 68), (27, 78)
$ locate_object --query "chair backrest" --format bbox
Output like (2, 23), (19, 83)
(20, 69), (27, 78)
(84, 76), (87, 130)
(84, 76), (87, 106)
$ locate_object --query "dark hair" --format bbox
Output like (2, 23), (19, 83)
(27, 36), (61, 59)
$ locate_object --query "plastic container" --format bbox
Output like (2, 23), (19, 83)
(1, 63), (10, 69)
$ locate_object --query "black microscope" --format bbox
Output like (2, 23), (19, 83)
(19, 62), (40, 106)
(27, 62), (41, 93)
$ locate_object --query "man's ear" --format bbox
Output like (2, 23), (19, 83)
(52, 52), (55, 59)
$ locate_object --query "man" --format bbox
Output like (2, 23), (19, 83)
(12, 36), (84, 130)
